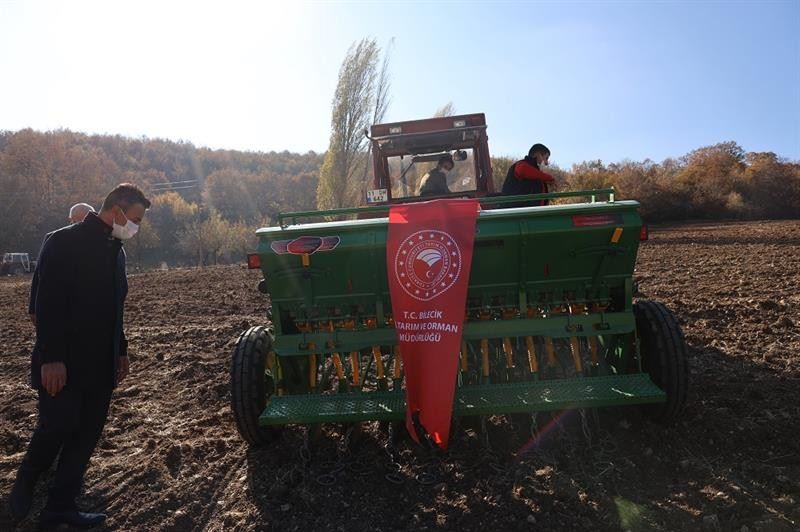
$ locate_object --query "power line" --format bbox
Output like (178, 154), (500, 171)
(151, 179), (198, 187)
(151, 185), (196, 192)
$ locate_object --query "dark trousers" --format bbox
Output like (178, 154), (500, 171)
(17, 385), (112, 511)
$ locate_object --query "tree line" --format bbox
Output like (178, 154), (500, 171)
(519, 140), (800, 222)
(1, 129), (797, 268)
(0, 129), (322, 267)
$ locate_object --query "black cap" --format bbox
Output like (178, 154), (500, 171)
(528, 143), (551, 158)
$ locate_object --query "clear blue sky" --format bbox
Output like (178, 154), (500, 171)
(0, 0), (797, 167)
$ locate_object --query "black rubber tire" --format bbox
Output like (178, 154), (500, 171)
(231, 326), (281, 446)
(633, 300), (689, 423)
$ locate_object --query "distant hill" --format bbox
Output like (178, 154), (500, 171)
(1, 129), (796, 266)
(0, 129), (323, 261)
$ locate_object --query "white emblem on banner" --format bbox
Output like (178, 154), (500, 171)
(395, 230), (462, 301)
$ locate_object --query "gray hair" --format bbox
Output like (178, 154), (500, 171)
(69, 203), (95, 223)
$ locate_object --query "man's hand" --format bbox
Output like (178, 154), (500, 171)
(29, 313), (36, 326)
(41, 362), (66, 396)
(116, 356), (130, 385)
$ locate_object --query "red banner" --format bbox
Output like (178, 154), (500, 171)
(387, 199), (479, 449)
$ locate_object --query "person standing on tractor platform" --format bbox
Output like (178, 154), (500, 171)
(501, 143), (555, 207)
(418, 154), (455, 196)
(8, 184), (150, 529)
(29, 203), (96, 326)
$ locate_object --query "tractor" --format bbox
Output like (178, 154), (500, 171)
(1, 253), (36, 275)
(230, 113), (688, 450)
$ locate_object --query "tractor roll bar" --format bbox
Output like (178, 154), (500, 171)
(277, 188), (616, 227)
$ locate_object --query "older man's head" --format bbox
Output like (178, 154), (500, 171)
(69, 203), (95, 224)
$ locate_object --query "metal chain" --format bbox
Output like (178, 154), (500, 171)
(530, 412), (539, 438)
(337, 425), (354, 461)
(299, 428), (311, 468)
(476, 415), (508, 476)
(555, 411), (568, 439)
(580, 408), (592, 445)
(343, 426), (371, 475)
(480, 415), (490, 450)
(383, 425), (405, 484)
(283, 428), (312, 487)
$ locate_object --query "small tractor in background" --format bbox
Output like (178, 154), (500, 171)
(231, 113), (688, 450)
(1, 253), (36, 275)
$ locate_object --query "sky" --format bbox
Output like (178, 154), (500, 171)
(0, 0), (798, 167)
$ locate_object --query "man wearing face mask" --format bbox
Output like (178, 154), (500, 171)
(501, 143), (555, 207)
(8, 184), (150, 528)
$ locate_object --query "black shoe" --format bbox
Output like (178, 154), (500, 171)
(8, 469), (39, 520)
(40, 509), (107, 529)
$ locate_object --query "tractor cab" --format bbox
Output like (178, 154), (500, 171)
(367, 113), (494, 204)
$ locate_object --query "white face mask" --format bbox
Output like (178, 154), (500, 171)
(112, 212), (139, 240)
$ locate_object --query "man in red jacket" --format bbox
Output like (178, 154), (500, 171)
(501, 143), (554, 207)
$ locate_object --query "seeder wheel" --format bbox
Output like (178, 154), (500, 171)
(634, 300), (689, 423)
(231, 326), (282, 446)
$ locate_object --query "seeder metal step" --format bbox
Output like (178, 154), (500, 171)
(259, 373), (665, 426)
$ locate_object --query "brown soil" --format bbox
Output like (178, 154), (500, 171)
(1, 220), (798, 531)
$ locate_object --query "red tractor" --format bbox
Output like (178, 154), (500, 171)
(366, 113), (495, 204)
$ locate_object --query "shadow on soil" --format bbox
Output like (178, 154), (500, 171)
(240, 345), (798, 531)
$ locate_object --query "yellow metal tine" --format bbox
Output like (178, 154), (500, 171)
(350, 352), (360, 386)
(308, 350), (317, 389)
(460, 340), (468, 372)
(393, 347), (402, 379)
(332, 353), (344, 380)
(481, 339), (490, 378)
(372, 345), (386, 380)
(588, 337), (599, 366)
(503, 338), (514, 369)
(544, 337), (557, 368)
(525, 336), (539, 374)
(569, 337), (583, 373)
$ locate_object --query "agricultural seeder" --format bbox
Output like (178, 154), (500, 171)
(231, 114), (688, 451)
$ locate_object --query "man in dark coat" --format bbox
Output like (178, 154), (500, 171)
(29, 203), (95, 326)
(501, 143), (555, 207)
(417, 154), (455, 196)
(8, 184), (150, 529)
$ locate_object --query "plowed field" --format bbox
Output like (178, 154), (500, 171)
(1, 220), (798, 531)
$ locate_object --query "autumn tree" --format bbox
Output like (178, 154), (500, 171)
(0, 129), (116, 253)
(359, 38), (394, 195)
(125, 219), (161, 270)
(178, 210), (236, 265)
(744, 152), (800, 218)
(433, 102), (456, 118)
(676, 141), (746, 217)
(146, 192), (199, 264)
(222, 220), (257, 262)
(318, 38), (389, 211)
(203, 168), (263, 222)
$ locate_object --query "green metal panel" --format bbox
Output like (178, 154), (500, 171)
(256, 195), (642, 341)
(259, 373), (665, 426)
